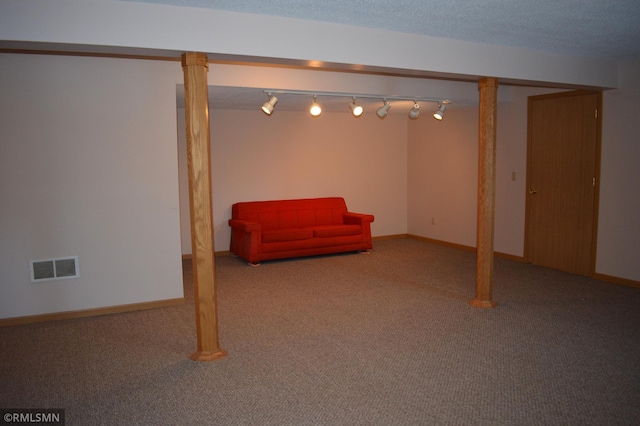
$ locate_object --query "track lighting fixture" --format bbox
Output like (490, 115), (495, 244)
(261, 94), (278, 115)
(310, 95), (322, 117)
(409, 102), (420, 119)
(260, 89), (450, 120)
(433, 103), (446, 120)
(349, 98), (363, 117)
(376, 101), (392, 118)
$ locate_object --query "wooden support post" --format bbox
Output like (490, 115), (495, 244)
(181, 52), (227, 361)
(471, 77), (499, 309)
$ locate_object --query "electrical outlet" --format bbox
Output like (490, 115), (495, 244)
(431, 217), (436, 225)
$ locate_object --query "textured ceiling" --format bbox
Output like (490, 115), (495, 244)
(128, 0), (640, 62)
(154, 0), (640, 113)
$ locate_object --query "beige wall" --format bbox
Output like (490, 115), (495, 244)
(2, 53), (638, 322)
(178, 109), (409, 253)
(0, 53), (184, 319)
(599, 61), (640, 281)
(407, 86), (560, 255)
(407, 105), (480, 248)
(177, 77), (640, 284)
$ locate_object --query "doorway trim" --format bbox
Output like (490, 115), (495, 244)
(524, 90), (602, 277)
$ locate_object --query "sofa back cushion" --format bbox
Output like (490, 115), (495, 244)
(232, 197), (348, 230)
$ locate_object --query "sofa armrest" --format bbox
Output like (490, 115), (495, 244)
(344, 212), (374, 250)
(228, 219), (262, 262)
(228, 219), (261, 233)
(343, 212), (375, 225)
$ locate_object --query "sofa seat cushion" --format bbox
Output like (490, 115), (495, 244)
(261, 234), (365, 253)
(313, 225), (362, 238)
(262, 228), (314, 243)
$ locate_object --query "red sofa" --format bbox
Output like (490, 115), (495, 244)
(228, 197), (374, 264)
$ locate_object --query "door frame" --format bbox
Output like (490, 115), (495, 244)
(524, 90), (603, 276)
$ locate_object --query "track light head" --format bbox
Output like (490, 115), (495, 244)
(377, 101), (391, 118)
(310, 95), (322, 117)
(350, 98), (363, 117)
(261, 95), (278, 115)
(409, 102), (420, 119)
(433, 103), (446, 120)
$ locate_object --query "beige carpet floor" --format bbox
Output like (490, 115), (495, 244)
(1, 239), (639, 425)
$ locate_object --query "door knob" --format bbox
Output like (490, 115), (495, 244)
(529, 189), (537, 194)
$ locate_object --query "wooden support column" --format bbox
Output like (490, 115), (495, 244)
(181, 52), (227, 361)
(470, 77), (499, 309)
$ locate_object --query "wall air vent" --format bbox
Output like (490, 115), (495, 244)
(30, 256), (79, 282)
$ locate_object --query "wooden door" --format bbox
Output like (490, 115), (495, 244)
(525, 91), (600, 276)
